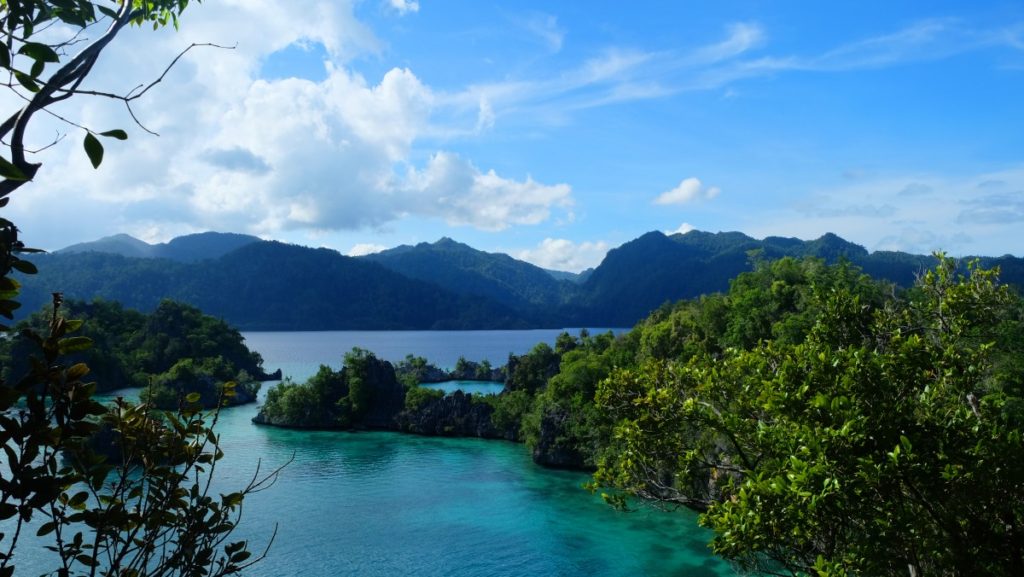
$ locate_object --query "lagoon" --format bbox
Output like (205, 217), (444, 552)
(13, 330), (739, 577)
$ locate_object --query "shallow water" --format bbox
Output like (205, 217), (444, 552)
(8, 330), (740, 576)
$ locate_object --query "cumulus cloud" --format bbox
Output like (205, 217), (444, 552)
(514, 238), (610, 273)
(666, 222), (696, 235)
(348, 243), (389, 256)
(654, 178), (721, 205)
(402, 153), (573, 231)
(3, 1), (574, 248)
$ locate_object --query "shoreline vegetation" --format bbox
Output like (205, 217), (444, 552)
(251, 254), (1024, 575)
(4, 254), (1022, 574)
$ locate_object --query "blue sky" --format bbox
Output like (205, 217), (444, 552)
(6, 0), (1024, 270)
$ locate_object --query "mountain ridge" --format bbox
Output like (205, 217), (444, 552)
(27, 229), (1024, 330)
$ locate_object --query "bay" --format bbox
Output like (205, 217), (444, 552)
(242, 328), (624, 383)
(10, 330), (740, 577)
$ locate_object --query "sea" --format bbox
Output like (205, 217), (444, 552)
(11, 329), (741, 577)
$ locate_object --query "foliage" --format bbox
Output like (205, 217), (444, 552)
(506, 342), (560, 394)
(404, 385), (444, 412)
(141, 357), (260, 410)
(0, 3), (286, 575)
(258, 348), (393, 429)
(0, 295), (280, 576)
(592, 256), (1024, 576)
(0, 298), (270, 398)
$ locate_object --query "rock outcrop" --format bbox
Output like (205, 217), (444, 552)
(359, 358), (404, 429)
(531, 409), (589, 470)
(396, 391), (512, 439)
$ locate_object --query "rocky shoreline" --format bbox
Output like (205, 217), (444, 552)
(252, 353), (587, 470)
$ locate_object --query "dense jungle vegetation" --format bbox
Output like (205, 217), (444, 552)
(472, 255), (1024, 575)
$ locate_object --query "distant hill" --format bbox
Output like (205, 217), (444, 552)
(362, 237), (576, 316)
(58, 231), (260, 262)
(20, 242), (528, 330)
(20, 230), (1024, 330)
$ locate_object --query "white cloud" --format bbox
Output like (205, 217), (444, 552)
(3, 1), (575, 248)
(387, 0), (419, 15)
(667, 222), (696, 236)
(744, 167), (1024, 256)
(348, 243), (388, 256)
(402, 152), (573, 231)
(654, 177), (721, 205)
(514, 238), (610, 273)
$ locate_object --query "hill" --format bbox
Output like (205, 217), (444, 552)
(21, 230), (1024, 329)
(20, 242), (529, 330)
(58, 231), (260, 262)
(362, 237), (576, 316)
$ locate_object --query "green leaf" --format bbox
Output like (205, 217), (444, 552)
(0, 43), (10, 68)
(100, 129), (128, 140)
(14, 71), (40, 93)
(185, 392), (202, 404)
(98, 5), (119, 19)
(0, 156), (28, 181)
(18, 42), (60, 64)
(37, 521), (56, 537)
(84, 133), (104, 168)
(59, 336), (93, 354)
(11, 259), (37, 274)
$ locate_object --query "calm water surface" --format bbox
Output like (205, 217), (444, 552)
(13, 330), (740, 576)
(242, 328), (624, 383)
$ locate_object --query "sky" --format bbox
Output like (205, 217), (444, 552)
(4, 0), (1024, 272)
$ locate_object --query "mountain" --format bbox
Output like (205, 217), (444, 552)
(362, 237), (577, 316)
(59, 233), (155, 258)
(22, 230), (1024, 330)
(57, 231), (260, 262)
(19, 241), (529, 330)
(544, 268), (593, 283)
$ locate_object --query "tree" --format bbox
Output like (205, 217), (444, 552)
(594, 256), (1024, 576)
(1, 2), (281, 575)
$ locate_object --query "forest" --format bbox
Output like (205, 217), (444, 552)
(251, 254), (1024, 576)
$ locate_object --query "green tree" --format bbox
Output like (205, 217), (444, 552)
(1, 2), (280, 575)
(594, 256), (1024, 576)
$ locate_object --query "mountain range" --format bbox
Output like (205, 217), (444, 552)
(14, 230), (1023, 330)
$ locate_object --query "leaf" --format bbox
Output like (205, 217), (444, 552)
(0, 43), (10, 68)
(100, 129), (128, 140)
(67, 363), (91, 380)
(18, 42), (60, 64)
(0, 156), (28, 181)
(14, 71), (40, 93)
(59, 336), (93, 354)
(83, 133), (104, 168)
(185, 392), (202, 404)
(11, 259), (37, 274)
(98, 5), (118, 19)
(37, 522), (56, 537)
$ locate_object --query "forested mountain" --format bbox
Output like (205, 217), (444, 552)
(363, 237), (577, 313)
(21, 230), (1024, 329)
(20, 242), (528, 330)
(58, 231), (260, 262)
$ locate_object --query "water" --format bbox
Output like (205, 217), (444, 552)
(422, 380), (506, 395)
(8, 330), (740, 577)
(242, 328), (623, 383)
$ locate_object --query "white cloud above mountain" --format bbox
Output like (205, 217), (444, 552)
(514, 238), (610, 272)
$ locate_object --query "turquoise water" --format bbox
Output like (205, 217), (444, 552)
(7, 330), (740, 576)
(422, 380), (506, 395)
(242, 328), (624, 383)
